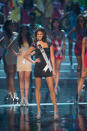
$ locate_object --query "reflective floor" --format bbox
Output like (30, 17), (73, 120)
(0, 102), (87, 131)
(0, 79), (87, 131)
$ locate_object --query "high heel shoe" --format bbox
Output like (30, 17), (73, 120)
(25, 99), (28, 107)
(75, 94), (82, 104)
(20, 101), (24, 107)
(36, 112), (41, 119)
(20, 98), (24, 107)
(13, 92), (19, 102)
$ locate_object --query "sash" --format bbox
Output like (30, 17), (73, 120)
(7, 32), (18, 48)
(0, 36), (4, 42)
(55, 40), (63, 57)
(37, 42), (52, 72)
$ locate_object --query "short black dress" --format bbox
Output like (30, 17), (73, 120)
(33, 42), (53, 77)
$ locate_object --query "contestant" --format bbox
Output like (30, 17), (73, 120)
(51, 18), (65, 94)
(17, 25), (32, 106)
(68, 15), (86, 84)
(76, 35), (87, 102)
(0, 20), (19, 102)
(24, 28), (58, 119)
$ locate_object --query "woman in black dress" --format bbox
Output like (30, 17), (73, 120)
(24, 28), (58, 119)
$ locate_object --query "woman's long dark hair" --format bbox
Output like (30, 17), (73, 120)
(51, 18), (61, 31)
(18, 25), (32, 48)
(76, 14), (86, 32)
(35, 28), (47, 43)
(3, 20), (13, 38)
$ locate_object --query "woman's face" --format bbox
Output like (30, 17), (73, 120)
(37, 31), (44, 41)
(53, 21), (59, 28)
(79, 17), (84, 25)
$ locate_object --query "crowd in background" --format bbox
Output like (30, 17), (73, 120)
(0, 0), (87, 29)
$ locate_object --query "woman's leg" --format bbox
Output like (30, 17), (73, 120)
(76, 70), (87, 102)
(69, 39), (73, 66)
(54, 60), (61, 93)
(76, 77), (85, 103)
(46, 77), (57, 113)
(77, 70), (87, 97)
(19, 71), (25, 103)
(78, 77), (85, 97)
(7, 64), (16, 95)
(76, 55), (82, 84)
(35, 77), (42, 112)
(24, 71), (31, 105)
(3, 56), (9, 90)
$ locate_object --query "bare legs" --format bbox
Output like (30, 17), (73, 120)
(35, 77), (57, 114)
(69, 39), (73, 67)
(74, 55), (82, 102)
(7, 64), (16, 95)
(19, 72), (24, 102)
(19, 71), (31, 106)
(77, 70), (86, 100)
(25, 72), (31, 105)
(46, 77), (57, 113)
(76, 55), (82, 84)
(35, 77), (41, 112)
(54, 60), (61, 94)
(78, 77), (85, 96)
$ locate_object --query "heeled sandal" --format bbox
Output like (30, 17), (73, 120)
(75, 94), (82, 104)
(36, 112), (41, 119)
(20, 98), (24, 107)
(20, 101), (24, 107)
(25, 99), (29, 107)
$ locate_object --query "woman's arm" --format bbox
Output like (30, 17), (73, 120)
(50, 45), (55, 76)
(9, 49), (20, 56)
(24, 46), (40, 64)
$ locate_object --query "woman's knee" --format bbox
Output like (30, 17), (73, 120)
(20, 76), (24, 81)
(36, 85), (41, 91)
(48, 86), (54, 93)
(56, 66), (60, 71)
(8, 68), (16, 76)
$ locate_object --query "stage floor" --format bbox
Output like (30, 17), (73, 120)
(0, 79), (87, 131)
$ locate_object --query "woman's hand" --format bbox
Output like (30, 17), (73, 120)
(14, 51), (22, 56)
(16, 52), (22, 56)
(34, 58), (40, 64)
